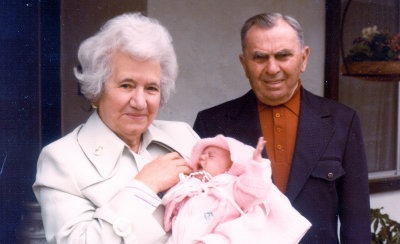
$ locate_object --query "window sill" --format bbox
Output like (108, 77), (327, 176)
(369, 176), (400, 194)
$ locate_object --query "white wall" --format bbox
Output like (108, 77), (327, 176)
(148, 0), (400, 223)
(148, 0), (325, 125)
(370, 191), (400, 222)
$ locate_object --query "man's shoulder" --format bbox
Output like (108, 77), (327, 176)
(301, 88), (356, 116)
(197, 90), (255, 115)
(193, 90), (258, 139)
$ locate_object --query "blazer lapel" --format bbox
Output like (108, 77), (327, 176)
(285, 89), (335, 202)
(225, 90), (264, 154)
(78, 111), (125, 178)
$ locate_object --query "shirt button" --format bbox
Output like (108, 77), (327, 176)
(276, 127), (282, 132)
(275, 113), (281, 118)
(327, 172), (334, 179)
(276, 144), (283, 150)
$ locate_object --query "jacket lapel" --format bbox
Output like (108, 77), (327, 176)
(225, 90), (264, 154)
(285, 88), (335, 202)
(78, 111), (125, 178)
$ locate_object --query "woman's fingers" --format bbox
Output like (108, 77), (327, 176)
(134, 152), (192, 193)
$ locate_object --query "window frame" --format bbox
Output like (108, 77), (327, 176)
(324, 0), (400, 193)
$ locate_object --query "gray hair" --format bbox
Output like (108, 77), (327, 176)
(240, 13), (305, 50)
(74, 12), (177, 106)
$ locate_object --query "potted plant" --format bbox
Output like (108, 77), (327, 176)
(342, 26), (400, 81)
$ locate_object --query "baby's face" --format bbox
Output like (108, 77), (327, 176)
(194, 146), (232, 177)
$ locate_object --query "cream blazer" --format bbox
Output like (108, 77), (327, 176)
(33, 112), (199, 244)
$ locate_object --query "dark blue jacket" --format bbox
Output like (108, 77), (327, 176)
(193, 88), (371, 243)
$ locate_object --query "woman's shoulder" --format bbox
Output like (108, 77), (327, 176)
(37, 125), (86, 177)
(151, 120), (200, 141)
(148, 120), (200, 158)
(152, 120), (193, 131)
(41, 125), (83, 154)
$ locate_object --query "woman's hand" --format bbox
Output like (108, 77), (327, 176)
(134, 152), (192, 193)
(253, 137), (266, 162)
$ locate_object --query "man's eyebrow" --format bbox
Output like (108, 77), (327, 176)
(275, 49), (293, 55)
(252, 50), (269, 58)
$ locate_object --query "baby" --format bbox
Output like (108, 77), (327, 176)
(162, 135), (311, 244)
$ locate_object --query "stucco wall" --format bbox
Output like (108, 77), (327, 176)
(148, 0), (325, 125)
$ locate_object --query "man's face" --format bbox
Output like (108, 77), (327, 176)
(239, 20), (309, 106)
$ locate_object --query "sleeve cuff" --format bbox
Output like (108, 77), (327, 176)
(128, 179), (162, 208)
(93, 179), (162, 228)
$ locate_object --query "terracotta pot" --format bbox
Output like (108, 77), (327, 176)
(341, 61), (400, 81)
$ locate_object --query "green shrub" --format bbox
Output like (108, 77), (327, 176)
(371, 207), (400, 244)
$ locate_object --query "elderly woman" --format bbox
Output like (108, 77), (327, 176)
(33, 13), (199, 244)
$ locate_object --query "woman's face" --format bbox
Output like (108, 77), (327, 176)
(97, 51), (161, 149)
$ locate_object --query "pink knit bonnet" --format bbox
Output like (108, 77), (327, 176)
(189, 134), (256, 176)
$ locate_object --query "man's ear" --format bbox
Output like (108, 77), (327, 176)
(300, 46), (310, 73)
(239, 54), (249, 78)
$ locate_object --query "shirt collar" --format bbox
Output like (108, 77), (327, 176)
(257, 80), (301, 116)
(285, 80), (301, 116)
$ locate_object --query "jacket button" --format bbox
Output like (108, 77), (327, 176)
(327, 172), (334, 179)
(113, 217), (132, 237)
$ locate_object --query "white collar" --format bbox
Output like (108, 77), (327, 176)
(77, 111), (191, 177)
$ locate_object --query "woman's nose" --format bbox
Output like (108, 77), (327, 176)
(130, 90), (146, 110)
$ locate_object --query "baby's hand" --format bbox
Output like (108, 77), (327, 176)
(253, 137), (266, 162)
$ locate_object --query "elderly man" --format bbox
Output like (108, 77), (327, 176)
(193, 13), (370, 243)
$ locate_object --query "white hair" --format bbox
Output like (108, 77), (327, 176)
(74, 12), (177, 106)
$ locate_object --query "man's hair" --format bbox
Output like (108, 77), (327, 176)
(240, 13), (305, 50)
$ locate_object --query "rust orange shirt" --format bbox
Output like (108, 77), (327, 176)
(257, 82), (301, 193)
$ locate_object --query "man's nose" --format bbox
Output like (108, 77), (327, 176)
(264, 58), (280, 75)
